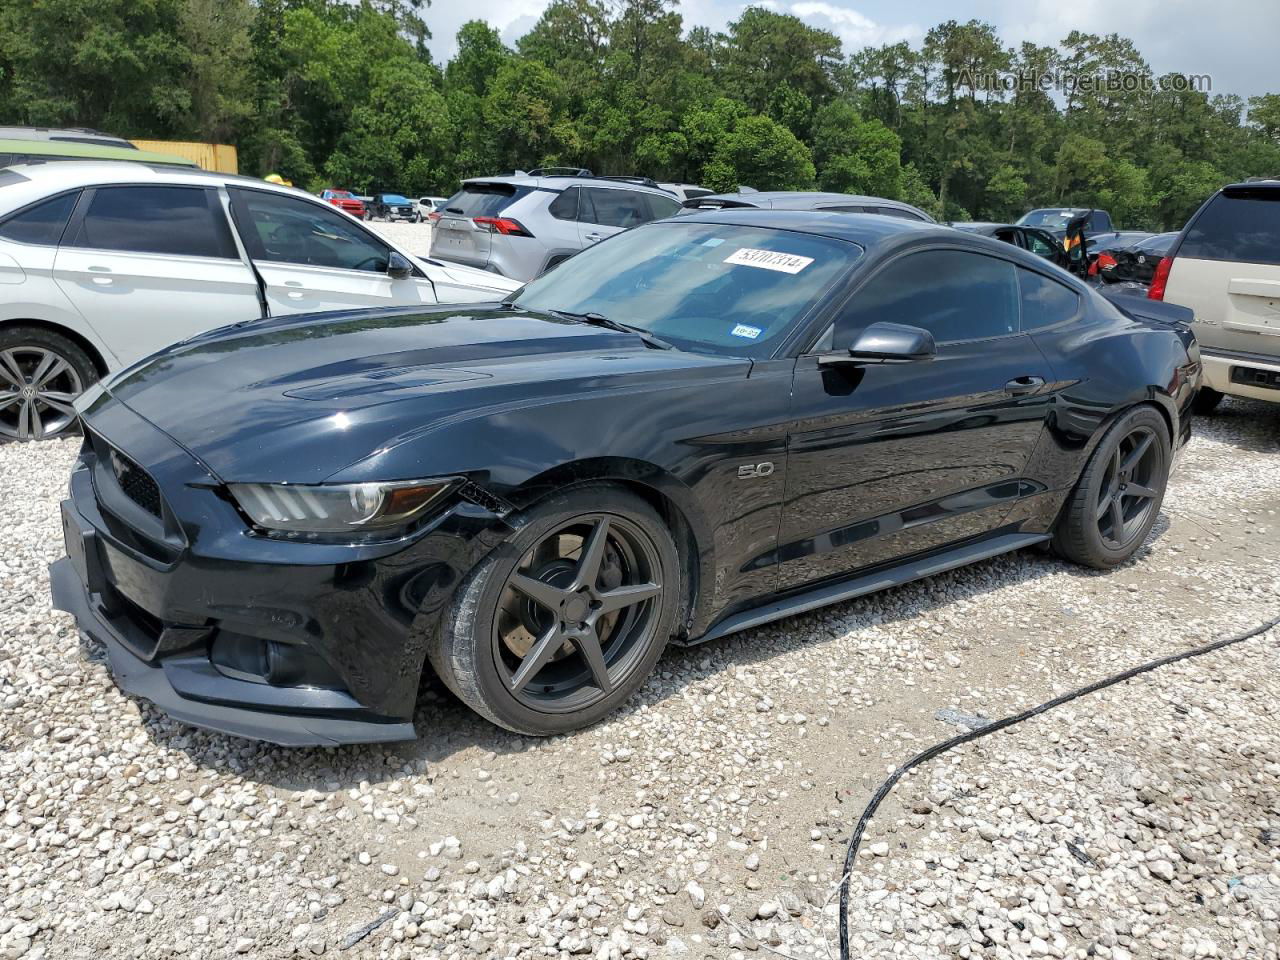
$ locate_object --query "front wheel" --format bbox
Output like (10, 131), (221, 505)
(429, 486), (680, 735)
(0, 328), (97, 441)
(1052, 406), (1170, 569)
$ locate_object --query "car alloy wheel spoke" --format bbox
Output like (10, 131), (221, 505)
(1095, 485), (1117, 521)
(508, 572), (570, 612)
(0, 389), (19, 412)
(30, 352), (66, 389)
(1120, 432), (1153, 474)
(570, 627), (613, 693)
(508, 624), (564, 692)
(19, 400), (42, 440)
(1107, 496), (1125, 544)
(0, 351), (25, 389)
(1125, 482), (1157, 500)
(573, 517), (611, 588)
(595, 582), (661, 615)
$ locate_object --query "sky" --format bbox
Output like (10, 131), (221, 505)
(421, 0), (1276, 102)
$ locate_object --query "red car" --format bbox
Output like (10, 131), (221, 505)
(320, 188), (367, 219)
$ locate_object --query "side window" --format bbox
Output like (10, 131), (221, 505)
(816, 204), (872, 213)
(642, 192), (681, 221)
(1179, 190), (1280, 266)
(0, 191), (79, 245)
(231, 189), (392, 272)
(875, 206), (925, 221)
(547, 187), (579, 221)
(1089, 212), (1113, 232)
(1023, 230), (1058, 259)
(583, 188), (648, 229)
(69, 186), (235, 258)
(836, 249), (1019, 346)
(1019, 268), (1080, 330)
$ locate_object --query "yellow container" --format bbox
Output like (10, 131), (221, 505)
(129, 140), (238, 174)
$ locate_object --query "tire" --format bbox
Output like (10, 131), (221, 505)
(1191, 387), (1223, 415)
(428, 485), (680, 735)
(1052, 405), (1170, 569)
(0, 327), (97, 442)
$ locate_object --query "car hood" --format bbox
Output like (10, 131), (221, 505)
(100, 305), (743, 483)
(418, 257), (522, 295)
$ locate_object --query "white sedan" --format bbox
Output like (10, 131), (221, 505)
(0, 162), (519, 440)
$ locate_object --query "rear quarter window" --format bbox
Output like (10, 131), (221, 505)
(443, 184), (525, 218)
(1179, 189), (1280, 266)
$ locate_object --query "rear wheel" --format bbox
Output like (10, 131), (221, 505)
(0, 327), (96, 441)
(1191, 387), (1223, 415)
(429, 486), (679, 735)
(1052, 406), (1170, 569)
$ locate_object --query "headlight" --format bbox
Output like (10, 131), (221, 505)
(228, 480), (454, 538)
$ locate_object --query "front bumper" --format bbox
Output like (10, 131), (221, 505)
(51, 557), (414, 747)
(1201, 349), (1280, 404)
(49, 401), (513, 746)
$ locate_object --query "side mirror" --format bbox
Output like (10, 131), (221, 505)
(819, 322), (937, 366)
(387, 251), (413, 280)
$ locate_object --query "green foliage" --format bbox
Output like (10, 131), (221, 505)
(0, 0), (1275, 226)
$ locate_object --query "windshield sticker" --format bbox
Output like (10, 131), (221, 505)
(724, 248), (814, 274)
(731, 324), (762, 340)
(701, 237), (725, 247)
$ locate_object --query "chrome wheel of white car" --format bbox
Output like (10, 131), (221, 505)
(0, 331), (94, 441)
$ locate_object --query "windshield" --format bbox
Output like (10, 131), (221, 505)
(1017, 209), (1084, 228)
(512, 220), (862, 357)
(382, 195), (409, 204)
(327, 190), (353, 199)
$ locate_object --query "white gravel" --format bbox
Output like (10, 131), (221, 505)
(371, 220), (434, 258)
(0, 398), (1277, 960)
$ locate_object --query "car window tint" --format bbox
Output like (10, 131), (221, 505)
(233, 189), (390, 272)
(837, 249), (1019, 345)
(442, 184), (521, 217)
(583, 188), (648, 228)
(1179, 188), (1280, 266)
(70, 186), (234, 258)
(1023, 230), (1058, 258)
(1019, 268), (1080, 330)
(875, 206), (924, 221)
(0, 191), (77, 245)
(816, 205), (872, 213)
(547, 187), (579, 221)
(1089, 212), (1112, 232)
(643, 192), (681, 221)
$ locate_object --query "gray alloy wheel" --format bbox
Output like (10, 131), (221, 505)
(0, 344), (85, 441)
(1051, 405), (1170, 569)
(429, 485), (680, 735)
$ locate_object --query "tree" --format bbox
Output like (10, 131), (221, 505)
(719, 8), (841, 117)
(811, 101), (902, 197)
(703, 113), (814, 192)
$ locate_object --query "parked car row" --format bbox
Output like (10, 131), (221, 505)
(0, 162), (519, 440)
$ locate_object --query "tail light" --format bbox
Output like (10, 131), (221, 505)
(428, 211), (441, 222)
(473, 216), (533, 237)
(1148, 256), (1173, 301)
(1090, 252), (1117, 277)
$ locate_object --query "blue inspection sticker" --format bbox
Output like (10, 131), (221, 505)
(701, 237), (725, 247)
(731, 324), (762, 340)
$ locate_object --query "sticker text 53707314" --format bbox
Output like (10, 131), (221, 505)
(723, 248), (814, 274)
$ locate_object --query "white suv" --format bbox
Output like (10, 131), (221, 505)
(0, 162), (519, 440)
(1151, 179), (1280, 411)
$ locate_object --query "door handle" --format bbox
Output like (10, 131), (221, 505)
(1004, 375), (1046, 396)
(584, 233), (604, 242)
(87, 265), (113, 285)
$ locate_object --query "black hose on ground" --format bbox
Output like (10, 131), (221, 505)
(837, 614), (1280, 960)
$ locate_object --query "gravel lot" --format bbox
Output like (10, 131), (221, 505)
(1, 400), (1278, 960)
(374, 220), (434, 258)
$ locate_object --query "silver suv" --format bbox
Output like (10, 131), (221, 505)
(430, 171), (683, 281)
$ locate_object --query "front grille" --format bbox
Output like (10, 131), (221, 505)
(107, 446), (163, 518)
(1231, 365), (1280, 391)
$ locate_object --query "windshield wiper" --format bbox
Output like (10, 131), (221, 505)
(549, 310), (675, 351)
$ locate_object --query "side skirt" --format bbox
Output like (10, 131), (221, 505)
(688, 531), (1050, 646)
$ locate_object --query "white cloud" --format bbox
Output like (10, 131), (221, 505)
(788, 2), (921, 49)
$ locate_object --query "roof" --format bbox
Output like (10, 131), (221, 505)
(460, 173), (675, 196)
(0, 126), (135, 149)
(683, 190), (935, 222)
(0, 139), (195, 166)
(673, 207), (943, 246)
(0, 160), (317, 211)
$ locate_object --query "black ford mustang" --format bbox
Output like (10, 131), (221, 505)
(51, 211), (1201, 745)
